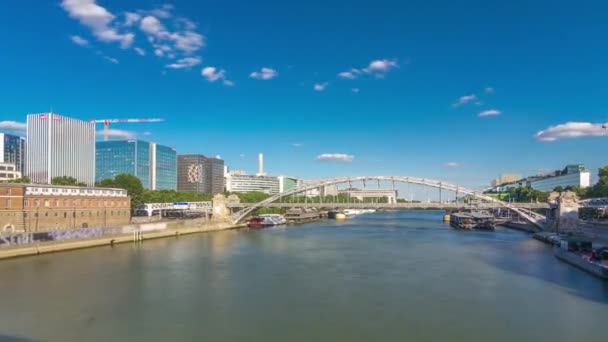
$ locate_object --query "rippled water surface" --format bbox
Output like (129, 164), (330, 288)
(0, 211), (607, 341)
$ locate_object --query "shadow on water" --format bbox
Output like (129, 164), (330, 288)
(480, 235), (608, 304)
(0, 334), (39, 342)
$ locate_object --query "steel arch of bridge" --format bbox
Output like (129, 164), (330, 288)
(231, 176), (546, 228)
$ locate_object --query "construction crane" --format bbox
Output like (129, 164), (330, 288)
(89, 118), (165, 141)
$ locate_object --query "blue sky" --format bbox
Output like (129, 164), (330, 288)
(0, 0), (607, 189)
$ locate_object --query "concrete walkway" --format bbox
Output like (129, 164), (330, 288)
(0, 223), (245, 260)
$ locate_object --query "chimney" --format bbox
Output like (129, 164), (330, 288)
(258, 153), (264, 176)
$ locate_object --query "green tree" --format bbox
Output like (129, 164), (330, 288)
(553, 186), (564, 193)
(96, 178), (116, 188)
(113, 174), (144, 208)
(52, 176), (86, 186)
(11, 176), (30, 183)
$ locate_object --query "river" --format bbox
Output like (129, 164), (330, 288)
(0, 211), (606, 341)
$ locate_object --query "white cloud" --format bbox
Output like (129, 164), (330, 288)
(314, 82), (328, 91)
(103, 56), (119, 64)
(134, 47), (146, 56)
(485, 87), (494, 94)
(478, 109), (501, 117)
(453, 94), (477, 107)
(292, 143), (303, 148)
(363, 59), (398, 74)
(338, 68), (361, 79)
(140, 15), (164, 36)
(201, 66), (225, 82)
(202, 66), (233, 86)
(139, 15), (204, 55)
(166, 56), (202, 69)
(96, 128), (136, 139)
(535, 122), (608, 142)
(61, 0), (134, 49)
(250, 67), (278, 80)
(123, 12), (141, 26)
(316, 153), (355, 162)
(351, 88), (360, 93)
(70, 35), (90, 47)
(0, 121), (26, 132)
(445, 162), (464, 168)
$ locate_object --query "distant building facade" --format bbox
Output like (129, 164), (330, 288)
(151, 143), (177, 190)
(491, 174), (522, 187)
(490, 164), (591, 192)
(96, 140), (176, 190)
(278, 176), (302, 193)
(26, 113), (95, 186)
(0, 133), (26, 173)
(96, 140), (151, 187)
(0, 163), (21, 182)
(0, 183), (130, 232)
(225, 173), (280, 194)
(177, 155), (225, 194)
(528, 164), (591, 192)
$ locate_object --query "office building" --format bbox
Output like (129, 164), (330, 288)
(26, 113), (95, 186)
(0, 133), (26, 173)
(0, 183), (130, 232)
(225, 173), (280, 194)
(96, 140), (151, 187)
(96, 140), (176, 190)
(491, 174), (522, 187)
(177, 155), (225, 194)
(489, 164), (591, 193)
(528, 164), (591, 192)
(151, 143), (177, 190)
(0, 163), (21, 182)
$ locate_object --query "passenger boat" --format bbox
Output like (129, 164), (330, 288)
(450, 211), (496, 231)
(247, 214), (287, 228)
(285, 208), (320, 224)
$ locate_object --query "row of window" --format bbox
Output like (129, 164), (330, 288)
(23, 199), (129, 208)
(22, 210), (129, 218)
(26, 187), (127, 197)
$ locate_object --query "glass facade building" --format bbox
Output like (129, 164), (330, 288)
(96, 140), (150, 188)
(152, 143), (177, 191)
(0, 133), (26, 173)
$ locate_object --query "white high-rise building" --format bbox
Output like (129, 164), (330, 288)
(26, 113), (95, 186)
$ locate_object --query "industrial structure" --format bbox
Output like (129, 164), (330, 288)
(90, 118), (164, 141)
(26, 113), (96, 186)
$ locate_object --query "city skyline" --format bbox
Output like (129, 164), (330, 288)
(1, 0), (608, 188)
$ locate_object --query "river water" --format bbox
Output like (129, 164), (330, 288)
(0, 211), (606, 341)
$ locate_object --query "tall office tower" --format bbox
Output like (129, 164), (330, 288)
(26, 113), (95, 186)
(0, 133), (26, 173)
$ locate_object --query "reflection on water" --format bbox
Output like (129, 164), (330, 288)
(0, 211), (606, 341)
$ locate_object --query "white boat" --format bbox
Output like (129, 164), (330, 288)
(258, 214), (287, 225)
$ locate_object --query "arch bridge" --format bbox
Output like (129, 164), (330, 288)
(231, 176), (547, 228)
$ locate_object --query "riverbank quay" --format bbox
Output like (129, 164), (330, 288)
(0, 220), (245, 260)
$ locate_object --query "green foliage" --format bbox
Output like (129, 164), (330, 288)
(255, 207), (286, 215)
(505, 186), (548, 203)
(11, 176), (30, 183)
(97, 174), (144, 208)
(553, 186), (564, 193)
(587, 166), (608, 198)
(225, 191), (271, 203)
(51, 176), (86, 186)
